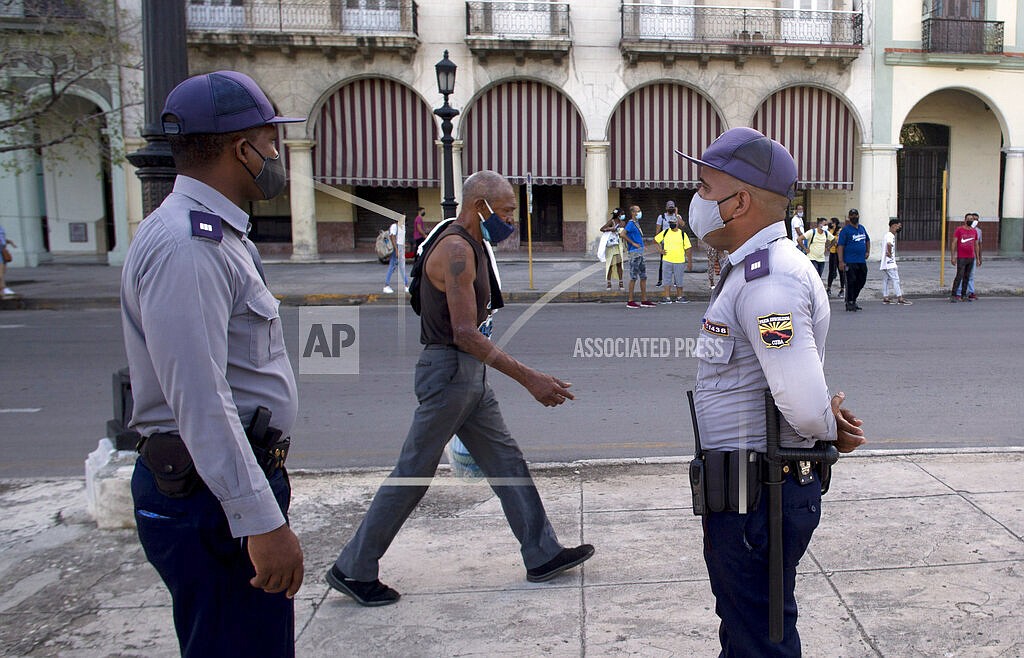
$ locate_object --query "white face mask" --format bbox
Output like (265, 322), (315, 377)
(687, 192), (737, 240)
(635, 211), (643, 220)
(972, 220), (979, 228)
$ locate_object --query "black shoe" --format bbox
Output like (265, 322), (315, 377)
(845, 304), (856, 312)
(854, 303), (863, 310)
(325, 565), (400, 606)
(527, 544), (595, 582)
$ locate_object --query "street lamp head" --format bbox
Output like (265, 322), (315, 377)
(435, 50), (457, 97)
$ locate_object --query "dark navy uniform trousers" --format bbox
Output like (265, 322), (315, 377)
(703, 472), (822, 657)
(132, 461), (294, 658)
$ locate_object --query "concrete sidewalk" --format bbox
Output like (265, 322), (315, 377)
(2, 251), (1023, 310)
(2, 451), (1022, 656)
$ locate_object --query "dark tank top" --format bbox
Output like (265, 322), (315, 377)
(420, 224), (491, 346)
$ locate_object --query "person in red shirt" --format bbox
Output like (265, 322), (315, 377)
(412, 207), (427, 254)
(950, 212), (980, 302)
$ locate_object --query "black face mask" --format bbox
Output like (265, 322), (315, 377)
(242, 141), (287, 200)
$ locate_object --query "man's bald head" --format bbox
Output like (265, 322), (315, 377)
(462, 170), (512, 207)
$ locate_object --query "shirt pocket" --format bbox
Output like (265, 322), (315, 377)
(695, 334), (738, 390)
(246, 291), (286, 367)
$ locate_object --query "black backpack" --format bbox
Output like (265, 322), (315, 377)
(408, 219), (505, 316)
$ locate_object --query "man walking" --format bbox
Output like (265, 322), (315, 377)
(326, 170), (594, 606)
(837, 208), (870, 312)
(790, 204), (805, 251)
(121, 71), (304, 657)
(965, 212), (982, 300)
(384, 217), (409, 293)
(950, 212), (980, 302)
(880, 218), (912, 305)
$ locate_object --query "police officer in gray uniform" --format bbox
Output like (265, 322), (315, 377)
(121, 71), (304, 657)
(677, 128), (867, 656)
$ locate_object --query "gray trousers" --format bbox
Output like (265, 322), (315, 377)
(336, 346), (563, 580)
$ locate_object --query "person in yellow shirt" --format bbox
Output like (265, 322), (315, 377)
(653, 217), (692, 303)
(801, 217), (832, 279)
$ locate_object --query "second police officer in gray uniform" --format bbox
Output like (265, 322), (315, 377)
(677, 128), (867, 657)
(121, 71), (304, 657)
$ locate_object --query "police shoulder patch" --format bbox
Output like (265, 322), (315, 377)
(189, 210), (223, 243)
(744, 248), (770, 281)
(702, 318), (730, 337)
(757, 312), (793, 349)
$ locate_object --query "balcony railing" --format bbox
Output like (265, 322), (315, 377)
(922, 17), (1003, 55)
(621, 4), (862, 47)
(186, 0), (418, 35)
(1, 0), (89, 20)
(466, 0), (570, 39)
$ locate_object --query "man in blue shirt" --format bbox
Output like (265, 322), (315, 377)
(619, 206), (656, 308)
(837, 208), (870, 312)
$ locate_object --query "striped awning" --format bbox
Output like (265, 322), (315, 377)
(462, 81), (584, 185)
(313, 78), (438, 187)
(610, 83), (724, 189)
(753, 86), (856, 190)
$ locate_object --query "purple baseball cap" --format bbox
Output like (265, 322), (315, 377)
(161, 71), (304, 136)
(675, 127), (797, 199)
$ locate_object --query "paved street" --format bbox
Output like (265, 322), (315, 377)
(2, 297), (1023, 477)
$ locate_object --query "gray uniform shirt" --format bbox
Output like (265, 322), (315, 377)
(694, 222), (837, 452)
(121, 176), (297, 537)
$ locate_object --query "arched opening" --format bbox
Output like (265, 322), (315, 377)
(461, 80), (585, 250)
(608, 82), (724, 237)
(897, 123), (950, 242)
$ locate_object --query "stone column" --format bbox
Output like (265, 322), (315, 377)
(286, 139), (319, 261)
(584, 141), (611, 251)
(1000, 147), (1024, 254)
(14, 150), (45, 267)
(857, 144), (900, 259)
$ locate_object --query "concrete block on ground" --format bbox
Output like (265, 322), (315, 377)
(84, 438), (138, 529)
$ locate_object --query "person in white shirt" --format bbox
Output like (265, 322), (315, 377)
(881, 218), (912, 305)
(384, 219), (408, 293)
(966, 213), (981, 300)
(790, 204), (805, 251)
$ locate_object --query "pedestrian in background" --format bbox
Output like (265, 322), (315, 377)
(383, 218), (408, 294)
(121, 71), (304, 657)
(966, 212), (981, 300)
(678, 127), (866, 656)
(653, 213), (692, 303)
(0, 224), (16, 296)
(599, 207), (625, 290)
(881, 218), (912, 305)
(325, 170), (593, 607)
(950, 212), (980, 302)
(621, 205), (656, 309)
(655, 200), (678, 286)
(412, 207), (427, 254)
(826, 217), (844, 297)
(838, 208), (870, 312)
(801, 217), (830, 278)
(790, 203), (805, 251)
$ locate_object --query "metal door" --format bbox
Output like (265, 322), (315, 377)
(897, 146), (948, 242)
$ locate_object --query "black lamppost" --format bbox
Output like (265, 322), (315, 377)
(434, 50), (459, 220)
(126, 0), (188, 216)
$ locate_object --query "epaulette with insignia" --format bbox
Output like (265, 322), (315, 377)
(744, 248), (770, 281)
(190, 210), (224, 243)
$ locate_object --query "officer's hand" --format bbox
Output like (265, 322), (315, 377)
(524, 369), (575, 407)
(831, 392), (866, 454)
(248, 523), (304, 598)
(838, 262), (846, 271)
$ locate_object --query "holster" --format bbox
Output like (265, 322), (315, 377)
(138, 432), (200, 498)
(690, 450), (763, 515)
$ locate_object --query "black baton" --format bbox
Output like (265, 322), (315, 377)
(764, 390), (839, 644)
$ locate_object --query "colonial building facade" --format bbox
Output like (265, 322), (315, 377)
(2, 0), (1022, 265)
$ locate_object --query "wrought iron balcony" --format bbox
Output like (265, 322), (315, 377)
(465, 1), (571, 64)
(186, 0), (419, 60)
(922, 17), (1003, 55)
(620, 4), (862, 68)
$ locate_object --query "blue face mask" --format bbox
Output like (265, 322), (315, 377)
(478, 199), (516, 243)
